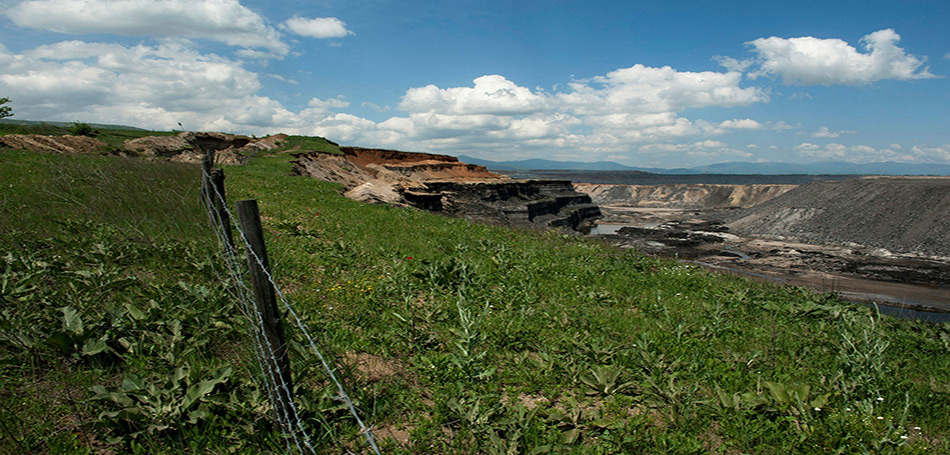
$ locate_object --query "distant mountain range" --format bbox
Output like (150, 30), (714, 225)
(457, 155), (658, 172)
(457, 155), (950, 176)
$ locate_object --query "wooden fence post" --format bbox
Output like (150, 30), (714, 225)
(209, 169), (234, 249)
(199, 146), (213, 208)
(235, 199), (296, 434)
(198, 143), (234, 249)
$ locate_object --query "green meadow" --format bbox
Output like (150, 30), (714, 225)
(1, 126), (949, 454)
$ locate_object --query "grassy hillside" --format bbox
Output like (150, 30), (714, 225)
(0, 121), (179, 149)
(1, 136), (949, 454)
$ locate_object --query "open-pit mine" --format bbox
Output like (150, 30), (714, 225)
(577, 178), (950, 316)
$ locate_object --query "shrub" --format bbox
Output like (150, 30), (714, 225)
(0, 96), (12, 119)
(70, 121), (96, 137)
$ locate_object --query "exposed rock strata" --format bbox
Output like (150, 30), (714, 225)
(720, 177), (950, 257)
(292, 147), (601, 230)
(575, 183), (795, 209)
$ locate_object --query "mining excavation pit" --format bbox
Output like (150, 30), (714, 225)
(583, 179), (950, 314)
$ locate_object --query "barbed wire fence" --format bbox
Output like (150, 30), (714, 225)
(199, 149), (381, 455)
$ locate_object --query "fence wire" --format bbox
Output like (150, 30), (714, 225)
(203, 181), (312, 454)
(201, 165), (381, 455)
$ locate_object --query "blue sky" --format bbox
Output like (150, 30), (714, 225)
(1, 0), (948, 167)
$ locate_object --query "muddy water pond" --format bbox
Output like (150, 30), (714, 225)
(586, 223), (638, 235)
(866, 302), (950, 323)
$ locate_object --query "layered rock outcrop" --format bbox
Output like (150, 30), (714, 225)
(292, 147), (601, 230)
(574, 183), (795, 209)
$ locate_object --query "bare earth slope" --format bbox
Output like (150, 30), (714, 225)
(575, 183), (794, 209)
(292, 148), (601, 230)
(722, 177), (950, 257)
(0, 134), (106, 154)
(1, 131), (289, 165)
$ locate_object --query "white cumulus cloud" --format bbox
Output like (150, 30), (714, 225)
(713, 56), (753, 72)
(310, 65), (772, 160)
(4, 32), (944, 167)
(281, 16), (353, 39)
(559, 64), (766, 115)
(4, 0), (289, 55)
(792, 142), (941, 163)
(373, 65), (768, 157)
(747, 29), (937, 85)
(717, 118), (764, 130)
(0, 40), (345, 132)
(399, 75), (549, 116)
(807, 126), (857, 138)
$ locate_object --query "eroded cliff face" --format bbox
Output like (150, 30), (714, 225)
(407, 180), (601, 229)
(291, 148), (601, 230)
(574, 183), (795, 209)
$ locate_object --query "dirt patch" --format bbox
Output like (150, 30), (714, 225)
(373, 423), (412, 447)
(245, 133), (288, 152)
(500, 391), (551, 410)
(342, 352), (403, 383)
(0, 134), (106, 154)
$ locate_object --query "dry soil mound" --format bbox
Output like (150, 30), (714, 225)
(123, 131), (282, 164)
(0, 134), (106, 154)
(722, 177), (950, 257)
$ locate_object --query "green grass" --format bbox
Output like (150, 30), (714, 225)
(0, 121), (71, 137)
(270, 135), (343, 154)
(1, 145), (949, 454)
(0, 149), (206, 240)
(0, 120), (337, 153)
(0, 121), (178, 149)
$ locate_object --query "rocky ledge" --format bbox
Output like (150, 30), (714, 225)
(291, 147), (601, 230)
